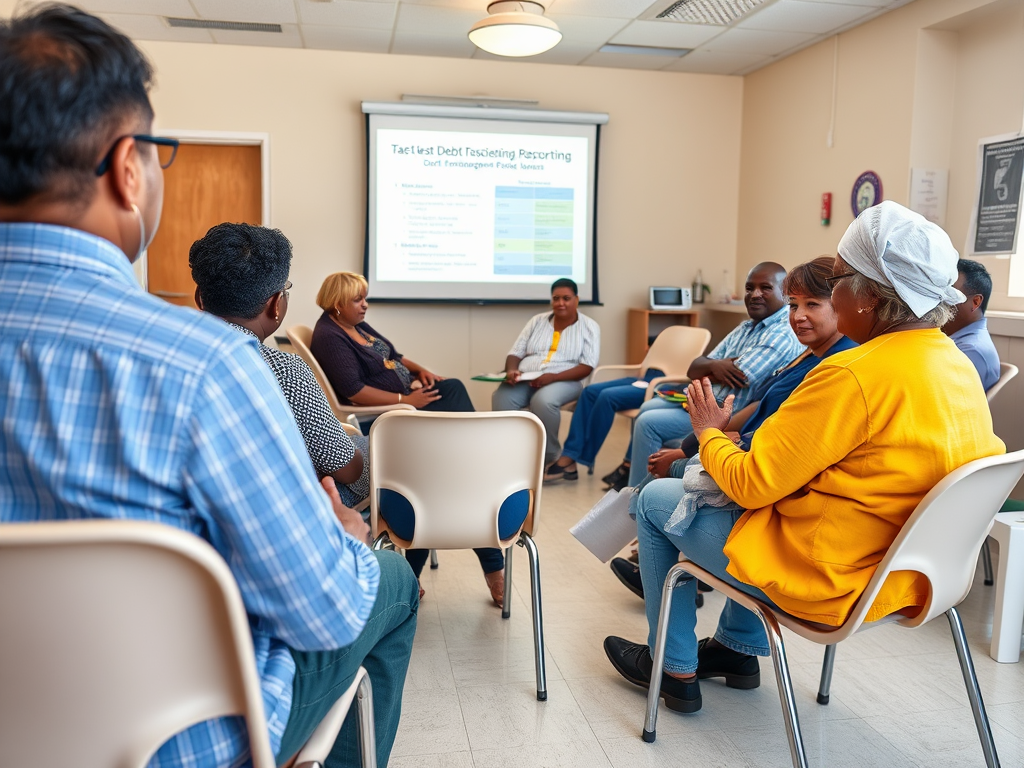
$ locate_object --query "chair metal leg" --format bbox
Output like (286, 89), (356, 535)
(981, 539), (994, 586)
(752, 606), (810, 768)
(429, 549), (439, 569)
(817, 644), (836, 705)
(371, 533), (390, 551)
(519, 533), (547, 701)
(357, 672), (377, 768)
(502, 544), (513, 619)
(643, 563), (689, 742)
(946, 607), (1001, 768)
(588, 466), (594, 475)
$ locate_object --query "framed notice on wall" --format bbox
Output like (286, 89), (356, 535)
(967, 133), (1024, 256)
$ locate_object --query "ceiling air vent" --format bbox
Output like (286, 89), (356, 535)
(165, 17), (283, 33)
(656, 0), (766, 26)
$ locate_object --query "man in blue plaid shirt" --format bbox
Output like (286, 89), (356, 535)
(0, 6), (417, 767)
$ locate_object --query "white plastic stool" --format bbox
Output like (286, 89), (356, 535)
(990, 511), (1024, 663)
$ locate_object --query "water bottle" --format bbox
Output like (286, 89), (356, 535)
(692, 270), (705, 304)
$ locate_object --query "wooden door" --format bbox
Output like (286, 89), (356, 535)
(147, 143), (262, 307)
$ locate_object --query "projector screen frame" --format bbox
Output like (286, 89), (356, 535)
(361, 101), (607, 306)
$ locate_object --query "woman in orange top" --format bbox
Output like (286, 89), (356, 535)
(604, 202), (1004, 715)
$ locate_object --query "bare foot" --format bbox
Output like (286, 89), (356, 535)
(484, 569), (504, 607)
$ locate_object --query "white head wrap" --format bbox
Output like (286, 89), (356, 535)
(837, 201), (965, 318)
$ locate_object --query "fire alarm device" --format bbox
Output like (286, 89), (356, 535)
(821, 193), (832, 226)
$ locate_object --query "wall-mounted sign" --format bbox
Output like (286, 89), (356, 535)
(851, 171), (882, 217)
(968, 133), (1024, 256)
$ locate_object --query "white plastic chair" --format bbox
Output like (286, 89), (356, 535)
(642, 449), (1024, 768)
(980, 361), (1019, 584)
(367, 409), (548, 700)
(285, 325), (415, 425)
(0, 520), (376, 768)
(986, 361), (1018, 404)
(576, 325), (711, 473)
(589, 325), (711, 420)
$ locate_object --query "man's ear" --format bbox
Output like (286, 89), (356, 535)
(194, 287), (203, 310)
(107, 136), (144, 211)
(972, 294), (984, 312)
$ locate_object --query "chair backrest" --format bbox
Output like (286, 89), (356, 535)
(641, 326), (712, 377)
(986, 361), (1018, 403)
(841, 449), (1024, 634)
(0, 520), (276, 768)
(286, 324), (349, 420)
(368, 410), (545, 550)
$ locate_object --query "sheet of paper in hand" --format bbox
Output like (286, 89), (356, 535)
(570, 488), (638, 562)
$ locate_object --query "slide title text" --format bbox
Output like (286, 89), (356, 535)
(391, 144), (572, 163)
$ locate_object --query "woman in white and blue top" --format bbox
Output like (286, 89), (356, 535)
(493, 278), (600, 469)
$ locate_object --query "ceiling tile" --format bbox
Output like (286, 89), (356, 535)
(395, 4), (483, 35)
(701, 27), (816, 55)
(301, 24), (393, 52)
(738, 0), (877, 34)
(609, 19), (720, 48)
(78, 0), (196, 15)
(580, 50), (679, 70)
(298, 0), (397, 28)
(191, 0), (298, 25)
(544, 13), (630, 45)
(210, 22), (303, 47)
(662, 48), (768, 74)
(472, 43), (596, 65)
(391, 31), (476, 57)
(399, 0), (488, 8)
(96, 12), (214, 42)
(545, 0), (658, 19)
(797, 0), (891, 6)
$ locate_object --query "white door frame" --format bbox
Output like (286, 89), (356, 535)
(155, 129), (271, 225)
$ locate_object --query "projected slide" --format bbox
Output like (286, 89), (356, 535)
(375, 128), (590, 285)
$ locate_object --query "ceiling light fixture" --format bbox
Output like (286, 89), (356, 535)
(468, 1), (562, 58)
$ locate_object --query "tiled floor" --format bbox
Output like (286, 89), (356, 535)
(388, 418), (1024, 768)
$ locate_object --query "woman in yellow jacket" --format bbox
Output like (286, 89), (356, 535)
(605, 202), (1005, 715)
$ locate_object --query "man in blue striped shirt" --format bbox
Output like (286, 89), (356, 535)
(625, 263), (803, 487)
(0, 7), (416, 767)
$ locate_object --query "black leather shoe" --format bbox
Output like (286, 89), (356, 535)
(603, 636), (701, 713)
(602, 462), (629, 487)
(610, 557), (644, 598)
(696, 637), (760, 689)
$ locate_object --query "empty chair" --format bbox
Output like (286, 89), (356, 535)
(0, 520), (376, 768)
(980, 361), (1019, 584)
(286, 324), (414, 425)
(368, 409), (548, 700)
(642, 450), (1024, 768)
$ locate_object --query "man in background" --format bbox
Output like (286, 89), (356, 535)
(943, 258), (1000, 391)
(0, 6), (415, 766)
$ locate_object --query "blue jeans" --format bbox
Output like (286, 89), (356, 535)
(635, 478), (771, 675)
(561, 376), (653, 468)
(277, 549), (418, 768)
(628, 398), (692, 487)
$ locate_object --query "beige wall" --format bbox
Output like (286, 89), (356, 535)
(734, 0), (1023, 303)
(138, 41), (743, 408)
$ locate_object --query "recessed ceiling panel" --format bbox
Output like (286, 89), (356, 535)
(609, 18), (721, 47)
(78, 0), (197, 15)
(580, 50), (680, 70)
(544, 13), (631, 45)
(395, 3), (482, 35)
(546, 0), (662, 19)
(702, 26), (816, 54)
(739, 0), (877, 33)
(191, 0), (298, 25)
(297, 0), (397, 29)
(662, 47), (768, 73)
(301, 24), (393, 52)
(391, 30), (476, 56)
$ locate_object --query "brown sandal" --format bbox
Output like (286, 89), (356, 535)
(484, 570), (504, 607)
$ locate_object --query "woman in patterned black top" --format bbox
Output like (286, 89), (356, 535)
(188, 223), (369, 509)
